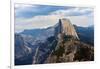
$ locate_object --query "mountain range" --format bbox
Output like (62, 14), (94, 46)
(15, 18), (94, 65)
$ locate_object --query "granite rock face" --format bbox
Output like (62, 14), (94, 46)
(45, 18), (94, 63)
(55, 18), (79, 40)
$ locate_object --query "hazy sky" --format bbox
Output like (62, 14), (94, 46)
(15, 4), (94, 33)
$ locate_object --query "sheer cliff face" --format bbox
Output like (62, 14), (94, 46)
(55, 18), (79, 40)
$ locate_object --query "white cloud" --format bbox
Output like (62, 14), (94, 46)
(50, 7), (93, 16)
(15, 4), (38, 17)
(67, 16), (92, 27)
(15, 4), (37, 9)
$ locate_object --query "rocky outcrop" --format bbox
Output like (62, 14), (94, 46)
(45, 18), (94, 63)
(55, 18), (79, 40)
(45, 39), (94, 63)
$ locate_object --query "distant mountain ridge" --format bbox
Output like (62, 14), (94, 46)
(18, 19), (93, 44)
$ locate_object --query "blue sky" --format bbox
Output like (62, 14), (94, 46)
(15, 4), (74, 18)
(15, 4), (94, 33)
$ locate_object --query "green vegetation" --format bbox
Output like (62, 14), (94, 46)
(46, 35), (94, 63)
